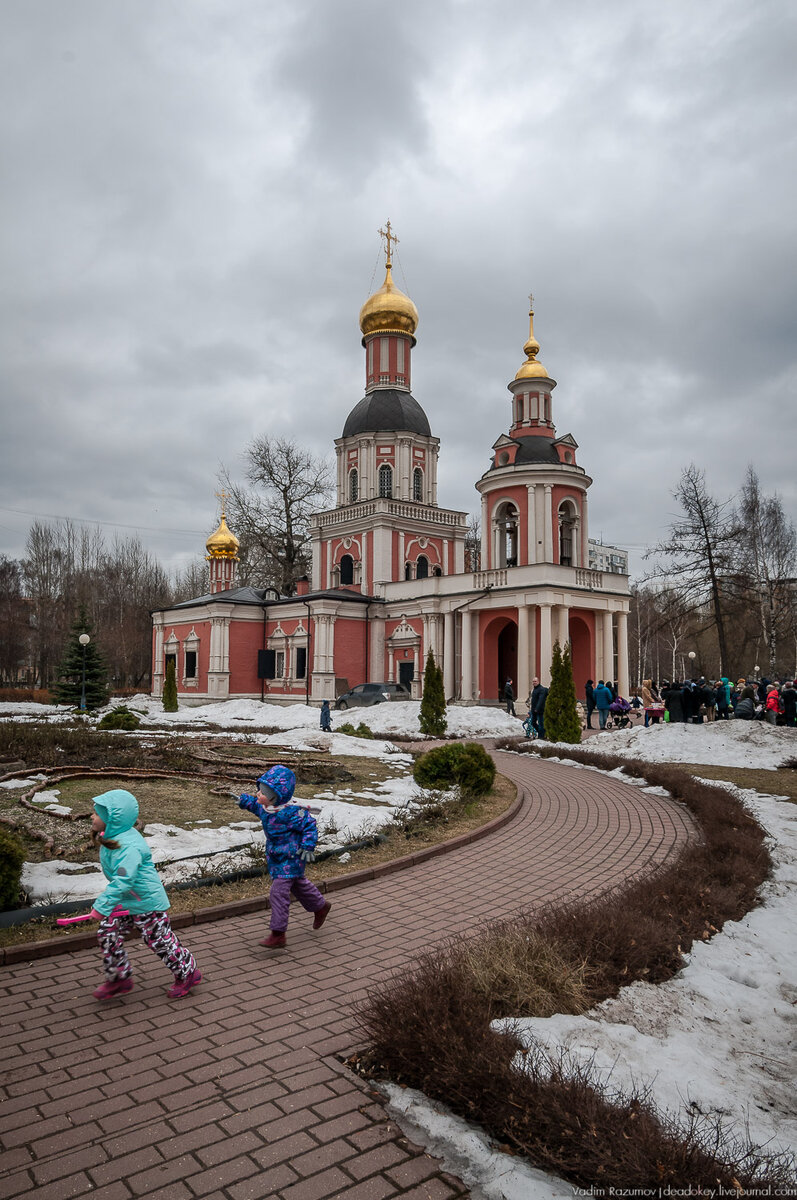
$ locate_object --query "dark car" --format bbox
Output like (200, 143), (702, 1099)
(335, 682), (411, 710)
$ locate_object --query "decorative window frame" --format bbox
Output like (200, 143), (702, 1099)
(182, 627), (200, 688)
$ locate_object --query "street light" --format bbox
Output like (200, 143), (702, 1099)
(79, 634), (90, 711)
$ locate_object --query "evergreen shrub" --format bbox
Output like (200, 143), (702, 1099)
(414, 741), (495, 797)
(162, 660), (178, 712)
(419, 651), (447, 737)
(544, 640), (582, 744)
(52, 607), (109, 709)
(0, 827), (25, 911)
(98, 706), (141, 731)
(335, 722), (375, 739)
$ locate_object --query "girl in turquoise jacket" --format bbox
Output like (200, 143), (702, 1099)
(88, 789), (201, 1001)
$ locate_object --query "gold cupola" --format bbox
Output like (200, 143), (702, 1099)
(205, 497), (239, 561)
(359, 220), (419, 346)
(514, 299), (548, 380)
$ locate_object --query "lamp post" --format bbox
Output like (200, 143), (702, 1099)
(79, 634), (90, 711)
(688, 650), (697, 677)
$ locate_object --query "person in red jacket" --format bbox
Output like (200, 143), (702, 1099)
(765, 685), (782, 726)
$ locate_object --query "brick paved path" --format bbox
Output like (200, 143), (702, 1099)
(0, 753), (695, 1200)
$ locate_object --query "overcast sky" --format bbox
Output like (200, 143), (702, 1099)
(1, 0), (795, 581)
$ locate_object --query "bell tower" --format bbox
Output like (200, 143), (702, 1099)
(205, 492), (240, 594)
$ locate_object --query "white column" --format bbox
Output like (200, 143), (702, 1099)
(558, 605), (570, 649)
(539, 603), (553, 686)
(581, 494), (589, 566)
(461, 609), (473, 701)
(517, 603), (530, 704)
(616, 610), (629, 696)
(534, 485), (545, 562)
(480, 495), (488, 569)
(360, 531), (369, 593)
(602, 612), (615, 684)
(543, 485), (553, 561)
(526, 485), (535, 565)
(443, 610), (454, 700)
(370, 614), (385, 681)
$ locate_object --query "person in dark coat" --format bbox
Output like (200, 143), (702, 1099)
(528, 676), (548, 738)
(584, 679), (596, 729)
(319, 700), (332, 732)
(504, 678), (516, 716)
(734, 685), (757, 721)
(780, 682), (797, 728)
(662, 682), (684, 723)
(681, 681), (695, 723)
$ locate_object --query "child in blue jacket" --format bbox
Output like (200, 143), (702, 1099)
(237, 765), (331, 948)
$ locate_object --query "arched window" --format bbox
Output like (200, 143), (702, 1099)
(433, 565), (442, 577)
(349, 468), (358, 503)
(339, 554), (354, 585)
(378, 464), (393, 498)
(404, 562), (412, 580)
(493, 501), (519, 568)
(412, 467), (423, 502)
(416, 555), (429, 579)
(558, 501), (578, 567)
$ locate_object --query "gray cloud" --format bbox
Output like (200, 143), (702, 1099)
(0, 0), (794, 580)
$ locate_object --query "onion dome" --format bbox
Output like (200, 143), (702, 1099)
(358, 263), (419, 344)
(515, 301), (548, 380)
(205, 510), (239, 560)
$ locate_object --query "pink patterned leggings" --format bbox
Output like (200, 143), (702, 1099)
(98, 911), (197, 983)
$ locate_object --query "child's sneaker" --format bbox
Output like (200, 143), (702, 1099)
(313, 901), (331, 929)
(259, 932), (287, 948)
(93, 977), (134, 1000)
(167, 969), (202, 999)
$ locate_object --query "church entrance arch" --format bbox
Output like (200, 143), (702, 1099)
(480, 613), (518, 704)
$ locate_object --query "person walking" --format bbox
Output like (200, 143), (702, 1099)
(780, 681), (797, 728)
(584, 679), (596, 729)
(594, 679), (613, 730)
(504, 678), (516, 716)
(236, 765), (331, 949)
(528, 676), (548, 739)
(319, 700), (332, 732)
(88, 789), (201, 1001)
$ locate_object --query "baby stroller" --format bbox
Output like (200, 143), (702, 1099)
(522, 713), (538, 739)
(608, 696), (632, 729)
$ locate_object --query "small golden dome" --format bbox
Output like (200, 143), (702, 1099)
(206, 512), (239, 560)
(514, 304), (548, 380)
(359, 263), (419, 342)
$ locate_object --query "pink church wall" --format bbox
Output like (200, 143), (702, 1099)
(333, 616), (367, 687)
(228, 621), (263, 694)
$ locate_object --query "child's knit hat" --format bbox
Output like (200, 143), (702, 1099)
(257, 765), (296, 806)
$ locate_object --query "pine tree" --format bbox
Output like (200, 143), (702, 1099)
(52, 607), (109, 709)
(543, 639), (581, 743)
(418, 650), (447, 737)
(162, 658), (178, 712)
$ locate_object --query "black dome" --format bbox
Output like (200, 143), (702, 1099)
(490, 436), (560, 468)
(342, 389), (431, 438)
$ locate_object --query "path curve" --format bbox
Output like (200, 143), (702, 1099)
(0, 753), (696, 1200)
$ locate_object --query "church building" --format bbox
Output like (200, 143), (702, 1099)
(152, 226), (630, 706)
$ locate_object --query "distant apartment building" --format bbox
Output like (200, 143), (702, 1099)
(588, 539), (629, 575)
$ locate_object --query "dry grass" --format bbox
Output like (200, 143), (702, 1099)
(355, 747), (795, 1192)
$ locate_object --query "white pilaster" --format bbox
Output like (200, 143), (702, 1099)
(603, 612), (615, 685)
(517, 603), (530, 703)
(539, 603), (553, 686)
(443, 610), (454, 699)
(616, 610), (629, 696)
(461, 609), (473, 700)
(544, 485), (553, 561)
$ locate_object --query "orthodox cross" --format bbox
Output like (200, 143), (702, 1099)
(215, 488), (229, 519)
(528, 292), (535, 312)
(378, 220), (399, 269)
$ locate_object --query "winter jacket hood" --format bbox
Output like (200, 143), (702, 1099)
(257, 766), (296, 808)
(94, 789), (138, 840)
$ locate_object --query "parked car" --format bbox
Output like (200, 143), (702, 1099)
(335, 682), (411, 710)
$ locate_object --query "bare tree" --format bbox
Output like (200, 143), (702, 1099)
(465, 513), (481, 572)
(0, 557), (30, 683)
(644, 465), (739, 676)
(220, 436), (334, 594)
(736, 465), (797, 676)
(171, 558), (209, 603)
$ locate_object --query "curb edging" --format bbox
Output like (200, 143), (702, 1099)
(1, 776), (524, 966)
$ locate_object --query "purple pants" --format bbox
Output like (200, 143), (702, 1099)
(270, 876), (326, 932)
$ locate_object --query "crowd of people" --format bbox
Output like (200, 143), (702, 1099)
(584, 676), (797, 729)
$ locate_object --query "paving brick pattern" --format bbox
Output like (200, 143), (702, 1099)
(0, 752), (695, 1198)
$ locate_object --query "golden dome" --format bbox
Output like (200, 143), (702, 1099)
(359, 263), (419, 343)
(514, 304), (549, 380)
(206, 512), (239, 560)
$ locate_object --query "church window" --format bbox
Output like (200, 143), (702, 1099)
(349, 468), (359, 503)
(494, 501), (519, 568)
(184, 651), (197, 679)
(275, 651), (285, 678)
(379, 464), (393, 498)
(416, 555), (429, 579)
(433, 566), (442, 577)
(295, 647), (307, 679)
(558, 501), (578, 567)
(412, 467), (423, 501)
(340, 554), (354, 585)
(405, 562), (412, 580)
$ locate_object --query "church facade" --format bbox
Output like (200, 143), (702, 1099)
(152, 230), (630, 706)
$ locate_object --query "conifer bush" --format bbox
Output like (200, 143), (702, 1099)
(544, 639), (581, 743)
(52, 607), (109, 709)
(98, 705), (141, 731)
(162, 659), (178, 712)
(0, 827), (25, 911)
(419, 650), (447, 737)
(414, 741), (495, 797)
